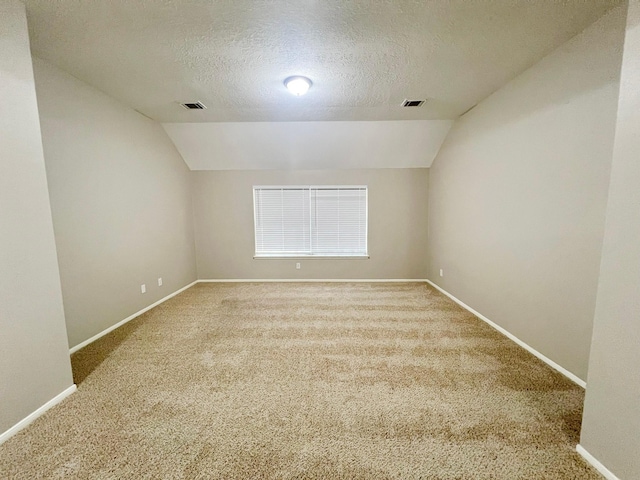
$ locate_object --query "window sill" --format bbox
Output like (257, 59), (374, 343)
(253, 255), (370, 260)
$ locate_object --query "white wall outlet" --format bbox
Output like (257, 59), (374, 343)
(439, 269), (444, 277)
(296, 262), (301, 270)
(158, 277), (163, 286)
(141, 284), (146, 294)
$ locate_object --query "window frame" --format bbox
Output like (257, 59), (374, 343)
(252, 185), (369, 259)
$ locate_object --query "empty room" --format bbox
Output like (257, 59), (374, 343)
(1, 0), (639, 478)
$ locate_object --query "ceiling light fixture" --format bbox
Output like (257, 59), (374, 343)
(284, 76), (312, 96)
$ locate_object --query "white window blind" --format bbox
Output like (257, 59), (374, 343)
(253, 186), (368, 257)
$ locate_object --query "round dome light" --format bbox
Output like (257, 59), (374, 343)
(284, 76), (312, 96)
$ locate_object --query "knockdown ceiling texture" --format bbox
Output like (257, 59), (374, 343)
(24, 0), (620, 123)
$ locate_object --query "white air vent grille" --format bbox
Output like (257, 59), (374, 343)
(402, 99), (426, 107)
(181, 102), (207, 110)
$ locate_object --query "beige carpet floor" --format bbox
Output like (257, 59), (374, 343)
(0, 282), (599, 479)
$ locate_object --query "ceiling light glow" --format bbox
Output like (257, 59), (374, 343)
(284, 76), (312, 96)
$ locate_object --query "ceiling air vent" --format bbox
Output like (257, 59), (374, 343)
(402, 99), (426, 107)
(181, 101), (207, 110)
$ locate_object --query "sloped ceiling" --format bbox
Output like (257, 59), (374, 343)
(163, 120), (453, 170)
(23, 1), (620, 170)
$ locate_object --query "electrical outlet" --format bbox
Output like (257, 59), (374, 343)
(141, 284), (146, 294)
(439, 269), (444, 277)
(296, 262), (301, 270)
(158, 277), (163, 287)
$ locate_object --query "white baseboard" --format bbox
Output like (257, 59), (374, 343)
(197, 279), (429, 283)
(0, 384), (76, 446)
(577, 444), (620, 480)
(425, 280), (586, 388)
(69, 280), (198, 354)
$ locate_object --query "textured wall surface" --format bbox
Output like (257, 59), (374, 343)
(23, 0), (619, 122)
(427, 5), (626, 381)
(192, 169), (428, 280)
(33, 59), (198, 350)
(580, 1), (640, 478)
(0, 0), (73, 435)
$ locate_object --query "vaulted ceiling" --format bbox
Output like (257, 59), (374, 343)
(24, 0), (620, 123)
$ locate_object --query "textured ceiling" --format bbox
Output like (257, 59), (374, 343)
(24, 0), (620, 123)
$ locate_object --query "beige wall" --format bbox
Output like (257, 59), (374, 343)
(0, 1), (73, 435)
(193, 169), (428, 279)
(427, 5), (626, 381)
(580, 1), (640, 478)
(33, 59), (197, 350)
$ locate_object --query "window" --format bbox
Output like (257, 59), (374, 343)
(253, 186), (368, 257)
